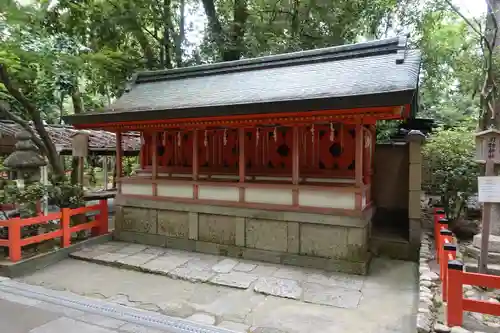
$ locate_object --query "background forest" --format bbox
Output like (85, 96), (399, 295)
(0, 0), (491, 218)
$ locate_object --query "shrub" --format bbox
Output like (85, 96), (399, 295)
(422, 127), (478, 221)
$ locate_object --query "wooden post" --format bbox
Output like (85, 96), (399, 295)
(479, 159), (494, 273)
(8, 221), (21, 262)
(78, 156), (84, 184)
(193, 130), (199, 180)
(446, 260), (464, 327)
(116, 131), (123, 192)
(292, 126), (299, 205)
(98, 199), (109, 235)
(355, 123), (363, 209)
(152, 132), (158, 196)
(442, 243), (457, 302)
(103, 156), (109, 190)
(193, 130), (199, 199)
(61, 208), (71, 248)
(238, 128), (245, 202)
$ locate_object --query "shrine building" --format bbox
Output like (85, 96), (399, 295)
(64, 35), (423, 274)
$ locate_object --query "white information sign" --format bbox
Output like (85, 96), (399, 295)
(478, 176), (500, 202)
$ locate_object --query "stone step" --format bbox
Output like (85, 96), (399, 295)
(464, 245), (500, 264)
(464, 262), (500, 276)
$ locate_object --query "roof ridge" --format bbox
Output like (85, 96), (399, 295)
(125, 35), (409, 90)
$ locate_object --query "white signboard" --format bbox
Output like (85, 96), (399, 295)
(478, 176), (500, 202)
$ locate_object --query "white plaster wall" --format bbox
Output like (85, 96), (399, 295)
(157, 184), (193, 198)
(299, 189), (355, 209)
(121, 183), (153, 196)
(198, 185), (239, 201)
(245, 188), (293, 205)
(362, 193), (367, 208)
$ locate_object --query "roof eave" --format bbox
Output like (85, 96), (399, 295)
(63, 89), (417, 127)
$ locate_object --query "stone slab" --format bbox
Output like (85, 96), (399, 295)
(139, 255), (191, 274)
(186, 313), (216, 325)
(272, 267), (306, 281)
(93, 252), (129, 263)
(115, 244), (148, 255)
(302, 282), (362, 309)
(253, 277), (302, 300)
(211, 259), (239, 273)
(169, 266), (215, 283)
(305, 271), (365, 290)
(0, 298), (61, 332)
(210, 271), (258, 289)
(117, 253), (159, 267)
(233, 262), (257, 272)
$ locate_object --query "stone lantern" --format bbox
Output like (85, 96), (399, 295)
(3, 131), (47, 189)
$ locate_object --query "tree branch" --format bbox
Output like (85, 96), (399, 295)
(443, 0), (483, 37)
(0, 101), (48, 156)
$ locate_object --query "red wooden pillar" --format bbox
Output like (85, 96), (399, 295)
(355, 123), (363, 209)
(238, 128), (245, 202)
(152, 132), (158, 196)
(116, 131), (123, 193)
(8, 220), (21, 262)
(292, 126), (299, 206)
(193, 129), (199, 199)
(447, 260), (464, 326)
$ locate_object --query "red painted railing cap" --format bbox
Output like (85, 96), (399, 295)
(435, 209), (445, 214)
(448, 260), (464, 270)
(440, 229), (452, 235)
(444, 243), (457, 251)
(438, 218), (449, 223)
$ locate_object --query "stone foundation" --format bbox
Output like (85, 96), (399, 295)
(113, 196), (373, 275)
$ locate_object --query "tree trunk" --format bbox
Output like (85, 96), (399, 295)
(201, 0), (248, 61)
(163, 0), (173, 69)
(70, 88), (85, 185)
(0, 64), (64, 179)
(173, 0), (185, 67)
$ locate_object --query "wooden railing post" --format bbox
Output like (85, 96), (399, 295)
(437, 218), (449, 263)
(98, 199), (109, 235)
(434, 208), (445, 245)
(8, 220), (21, 262)
(439, 229), (452, 277)
(61, 208), (71, 248)
(447, 260), (464, 327)
(442, 243), (457, 302)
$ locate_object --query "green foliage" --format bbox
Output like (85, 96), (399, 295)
(422, 127), (478, 220)
(47, 180), (85, 209)
(1, 182), (46, 218)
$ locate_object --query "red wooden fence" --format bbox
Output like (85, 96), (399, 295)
(433, 208), (500, 327)
(0, 199), (109, 262)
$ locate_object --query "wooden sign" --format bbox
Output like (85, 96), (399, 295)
(72, 132), (89, 157)
(478, 176), (500, 202)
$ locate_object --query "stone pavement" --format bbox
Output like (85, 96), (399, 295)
(16, 241), (419, 333)
(0, 277), (232, 333)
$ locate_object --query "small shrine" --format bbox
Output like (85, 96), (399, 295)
(64, 35), (422, 274)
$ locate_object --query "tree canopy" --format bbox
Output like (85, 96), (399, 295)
(0, 0), (490, 175)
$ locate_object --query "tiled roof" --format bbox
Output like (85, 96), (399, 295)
(0, 121), (140, 155)
(64, 34), (421, 125)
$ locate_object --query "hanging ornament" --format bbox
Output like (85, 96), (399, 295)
(140, 134), (145, 146)
(256, 128), (260, 147)
(177, 131), (181, 147)
(273, 127), (277, 143)
(162, 132), (166, 146)
(311, 124), (315, 144)
(204, 130), (208, 147)
(223, 128), (227, 146)
(329, 123), (335, 142)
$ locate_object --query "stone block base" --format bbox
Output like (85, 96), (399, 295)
(113, 196), (373, 275)
(472, 234), (500, 253)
